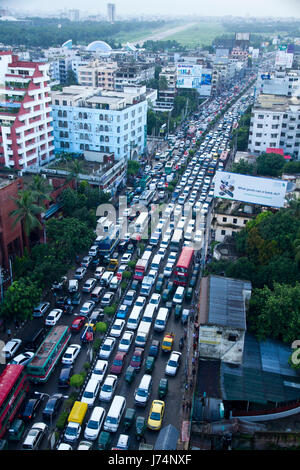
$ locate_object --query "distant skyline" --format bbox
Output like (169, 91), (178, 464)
(5, 0), (300, 18)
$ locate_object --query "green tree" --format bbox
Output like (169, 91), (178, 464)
(256, 152), (285, 177)
(29, 174), (53, 206)
(0, 278), (42, 323)
(231, 159), (256, 175)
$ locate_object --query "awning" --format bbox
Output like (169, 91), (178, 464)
(154, 424), (180, 450)
(44, 202), (63, 220)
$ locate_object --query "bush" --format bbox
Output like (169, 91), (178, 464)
(56, 410), (69, 431)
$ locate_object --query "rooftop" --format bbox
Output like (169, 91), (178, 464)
(254, 93), (300, 112)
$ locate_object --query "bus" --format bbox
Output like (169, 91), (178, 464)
(139, 190), (155, 207)
(0, 365), (29, 438)
(97, 230), (120, 259)
(174, 246), (194, 286)
(26, 325), (71, 383)
(131, 212), (149, 240)
(165, 162), (173, 175)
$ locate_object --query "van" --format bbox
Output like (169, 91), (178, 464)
(84, 406), (106, 441)
(135, 321), (151, 347)
(184, 226), (194, 242)
(151, 254), (162, 271)
(90, 286), (104, 304)
(100, 271), (114, 287)
(109, 276), (121, 291)
(149, 232), (160, 246)
(103, 395), (126, 433)
(134, 374), (152, 406)
(142, 304), (156, 323)
(24, 328), (46, 352)
(141, 251), (152, 263)
(154, 307), (169, 332)
(127, 306), (143, 331)
(81, 379), (101, 407)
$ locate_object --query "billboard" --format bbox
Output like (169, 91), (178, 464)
(176, 64), (212, 92)
(213, 171), (287, 208)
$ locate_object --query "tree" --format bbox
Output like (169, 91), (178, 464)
(0, 277), (42, 323)
(256, 152), (285, 177)
(29, 174), (52, 207)
(231, 159), (256, 175)
(10, 190), (44, 251)
(70, 374), (84, 389)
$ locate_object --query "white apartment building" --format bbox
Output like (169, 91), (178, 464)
(248, 93), (300, 158)
(51, 84), (148, 161)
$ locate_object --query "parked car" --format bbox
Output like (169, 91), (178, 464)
(61, 344), (81, 365)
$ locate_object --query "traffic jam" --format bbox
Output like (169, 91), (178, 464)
(0, 72), (256, 451)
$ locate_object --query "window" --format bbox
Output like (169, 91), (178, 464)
(257, 124), (263, 128)
(221, 230), (226, 235)
(258, 114), (264, 119)
(233, 218), (237, 224)
(256, 133), (262, 137)
(222, 217), (227, 222)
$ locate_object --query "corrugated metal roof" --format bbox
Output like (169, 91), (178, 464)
(207, 276), (250, 330)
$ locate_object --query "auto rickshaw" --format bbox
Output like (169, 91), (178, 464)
(144, 355), (155, 374)
(181, 309), (190, 325)
(161, 333), (174, 352)
(158, 378), (168, 399)
(125, 365), (136, 385)
(174, 304), (182, 320)
(123, 408), (136, 432)
(98, 431), (112, 450)
(135, 416), (146, 441)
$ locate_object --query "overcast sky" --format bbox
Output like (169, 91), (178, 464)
(6, 0), (300, 18)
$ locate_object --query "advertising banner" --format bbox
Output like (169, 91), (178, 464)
(213, 171), (287, 208)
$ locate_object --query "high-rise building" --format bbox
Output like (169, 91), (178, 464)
(107, 3), (116, 23)
(0, 51), (55, 170)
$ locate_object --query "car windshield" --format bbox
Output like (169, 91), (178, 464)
(168, 360), (177, 367)
(102, 384), (112, 392)
(83, 391), (94, 399)
(87, 420), (98, 430)
(121, 338), (129, 345)
(150, 412), (160, 421)
(113, 359), (122, 366)
(137, 389), (148, 397)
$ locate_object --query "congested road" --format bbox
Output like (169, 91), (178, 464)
(4, 69), (256, 451)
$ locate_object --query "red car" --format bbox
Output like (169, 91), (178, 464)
(130, 347), (144, 370)
(110, 351), (127, 375)
(71, 315), (86, 333)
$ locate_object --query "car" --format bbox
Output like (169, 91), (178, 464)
(130, 347), (144, 370)
(99, 374), (118, 402)
(71, 291), (82, 305)
(57, 443), (72, 450)
(147, 400), (165, 431)
(77, 440), (93, 450)
(82, 278), (97, 293)
(169, 252), (177, 264)
(9, 351), (34, 366)
(155, 280), (164, 293)
(84, 406), (106, 441)
(116, 264), (127, 280)
(58, 366), (73, 388)
(135, 296), (146, 310)
(90, 360), (108, 383)
(118, 330), (134, 353)
(189, 275), (197, 288)
(121, 253), (132, 264)
(157, 247), (167, 260)
(22, 422), (48, 450)
(149, 339), (160, 357)
(42, 393), (63, 421)
(110, 351), (127, 375)
(185, 287), (193, 301)
(123, 289), (136, 306)
(101, 292), (114, 307)
(116, 304), (129, 320)
(111, 434), (130, 450)
(165, 351), (182, 376)
(74, 266), (87, 280)
(81, 378), (101, 407)
(110, 319), (125, 338)
(173, 286), (185, 305)
(99, 337), (116, 359)
(55, 295), (69, 308)
(45, 308), (63, 326)
(130, 279), (139, 291)
(33, 302), (50, 318)
(71, 315), (86, 333)
(61, 344), (81, 365)
(79, 301), (95, 316)
(149, 293), (161, 310)
(1, 338), (22, 360)
(81, 256), (93, 268)
(94, 266), (105, 279)
(51, 276), (67, 291)
(19, 397), (43, 422)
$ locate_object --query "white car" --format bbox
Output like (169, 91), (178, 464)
(99, 374), (118, 402)
(1, 338), (22, 360)
(74, 266), (87, 280)
(165, 351), (182, 376)
(157, 247), (167, 260)
(173, 286), (185, 305)
(135, 296), (146, 310)
(112, 434), (130, 450)
(149, 293), (161, 309)
(118, 330), (134, 353)
(169, 252), (177, 264)
(100, 292), (114, 306)
(163, 263), (173, 278)
(99, 337), (116, 359)
(82, 278), (97, 293)
(123, 289), (136, 306)
(84, 406), (106, 441)
(45, 309), (63, 326)
(9, 351), (34, 366)
(110, 319), (125, 338)
(22, 422), (48, 450)
(90, 360), (108, 383)
(121, 253), (132, 264)
(80, 301), (95, 316)
(94, 266), (105, 279)
(61, 344), (81, 365)
(81, 378), (101, 407)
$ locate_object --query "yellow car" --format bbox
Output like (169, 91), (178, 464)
(147, 400), (165, 431)
(161, 333), (174, 352)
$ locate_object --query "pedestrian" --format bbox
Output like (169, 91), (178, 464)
(7, 328), (11, 339)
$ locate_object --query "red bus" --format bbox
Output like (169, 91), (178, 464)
(174, 246), (194, 286)
(0, 365), (29, 438)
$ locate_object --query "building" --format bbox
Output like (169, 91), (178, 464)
(51, 84), (148, 161)
(198, 275), (252, 365)
(114, 63), (155, 91)
(0, 51), (55, 170)
(248, 93), (300, 158)
(0, 175), (24, 270)
(107, 3), (116, 23)
(154, 66), (177, 112)
(77, 60), (118, 90)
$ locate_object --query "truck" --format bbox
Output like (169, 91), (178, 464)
(140, 275), (154, 296)
(133, 258), (149, 281)
(135, 321), (151, 348)
(68, 279), (79, 293)
(64, 401), (88, 443)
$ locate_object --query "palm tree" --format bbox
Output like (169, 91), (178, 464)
(29, 174), (52, 207)
(10, 190), (44, 251)
(68, 159), (83, 190)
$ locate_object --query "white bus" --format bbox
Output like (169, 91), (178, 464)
(170, 229), (183, 249)
(139, 190), (155, 207)
(134, 212), (149, 236)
